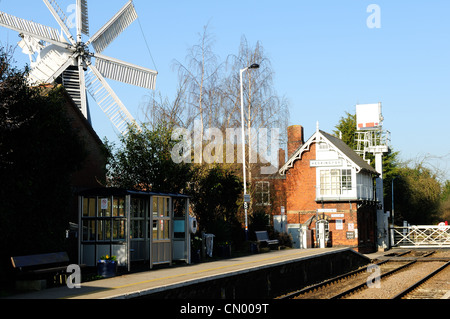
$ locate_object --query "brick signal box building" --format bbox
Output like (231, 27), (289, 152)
(263, 125), (379, 253)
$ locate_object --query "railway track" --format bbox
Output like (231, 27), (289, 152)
(277, 249), (450, 300)
(392, 260), (450, 299)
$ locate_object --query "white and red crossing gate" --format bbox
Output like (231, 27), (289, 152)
(390, 225), (450, 248)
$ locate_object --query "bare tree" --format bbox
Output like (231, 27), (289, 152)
(141, 31), (290, 174)
(140, 76), (189, 129)
(224, 36), (290, 184)
(172, 24), (223, 163)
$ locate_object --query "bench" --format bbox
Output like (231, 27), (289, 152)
(255, 231), (279, 250)
(11, 252), (72, 290)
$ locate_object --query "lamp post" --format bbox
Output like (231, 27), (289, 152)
(240, 63), (260, 241)
(391, 176), (397, 227)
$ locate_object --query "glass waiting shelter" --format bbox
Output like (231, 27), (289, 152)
(78, 188), (191, 271)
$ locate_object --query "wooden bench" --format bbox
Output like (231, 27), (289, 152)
(11, 252), (72, 290)
(255, 231), (279, 250)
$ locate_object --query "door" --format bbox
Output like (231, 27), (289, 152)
(288, 225), (301, 249)
(150, 196), (172, 268)
(316, 220), (329, 248)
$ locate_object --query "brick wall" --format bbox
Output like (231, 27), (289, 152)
(286, 143), (317, 213)
(283, 140), (376, 253)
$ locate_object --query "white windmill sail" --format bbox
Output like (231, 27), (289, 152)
(78, 0), (89, 36)
(18, 34), (45, 64)
(85, 65), (137, 134)
(86, 0), (137, 54)
(0, 0), (157, 135)
(95, 54), (157, 90)
(43, 0), (76, 45)
(0, 11), (67, 47)
(28, 49), (74, 84)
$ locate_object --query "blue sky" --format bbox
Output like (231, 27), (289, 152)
(1, 0), (450, 179)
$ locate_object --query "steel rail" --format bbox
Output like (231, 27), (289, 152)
(276, 264), (376, 300)
(391, 260), (450, 299)
(330, 260), (417, 299)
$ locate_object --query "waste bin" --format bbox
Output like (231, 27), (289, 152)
(203, 233), (215, 257)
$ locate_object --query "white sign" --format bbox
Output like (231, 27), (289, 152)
(318, 209), (337, 213)
(356, 103), (382, 130)
(101, 198), (109, 210)
(336, 220), (344, 230)
(348, 223), (355, 232)
(310, 160), (343, 167)
(331, 214), (345, 218)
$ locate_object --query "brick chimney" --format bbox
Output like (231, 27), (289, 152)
(287, 125), (304, 158)
(278, 148), (286, 169)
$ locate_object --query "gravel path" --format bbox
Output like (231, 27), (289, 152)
(345, 262), (445, 299)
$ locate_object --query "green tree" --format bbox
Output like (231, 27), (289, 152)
(105, 123), (192, 194)
(188, 165), (244, 243)
(333, 112), (357, 149)
(439, 180), (450, 222)
(106, 122), (245, 244)
(0, 47), (86, 273)
(441, 180), (450, 202)
(394, 164), (441, 224)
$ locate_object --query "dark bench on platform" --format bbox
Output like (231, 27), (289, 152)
(11, 252), (72, 290)
(255, 231), (279, 250)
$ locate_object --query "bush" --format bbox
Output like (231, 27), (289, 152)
(275, 231), (293, 248)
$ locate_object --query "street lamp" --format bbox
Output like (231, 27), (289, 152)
(391, 176), (397, 227)
(240, 63), (260, 241)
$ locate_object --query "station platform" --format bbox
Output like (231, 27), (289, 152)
(7, 247), (370, 299)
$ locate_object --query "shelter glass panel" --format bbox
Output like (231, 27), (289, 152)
(113, 219), (126, 240)
(105, 220), (112, 241)
(88, 220), (96, 241)
(82, 198), (97, 217)
(98, 198), (111, 217)
(173, 198), (186, 218)
(132, 220), (144, 239)
(98, 220), (104, 241)
(153, 220), (158, 240)
(113, 197), (125, 217)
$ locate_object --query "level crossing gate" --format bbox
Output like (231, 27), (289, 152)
(390, 225), (450, 248)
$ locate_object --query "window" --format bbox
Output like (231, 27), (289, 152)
(341, 169), (352, 191)
(255, 181), (270, 206)
(113, 220), (126, 240)
(318, 142), (329, 151)
(319, 169), (353, 197)
(152, 196), (171, 241)
(113, 198), (125, 217)
(81, 196), (127, 243)
(131, 198), (146, 239)
(83, 198), (96, 217)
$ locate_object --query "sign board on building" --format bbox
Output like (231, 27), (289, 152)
(244, 195), (251, 203)
(346, 231), (355, 239)
(318, 209), (337, 213)
(310, 160), (343, 167)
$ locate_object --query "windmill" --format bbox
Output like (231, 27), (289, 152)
(0, 0), (157, 134)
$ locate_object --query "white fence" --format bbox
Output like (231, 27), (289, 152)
(390, 226), (450, 248)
